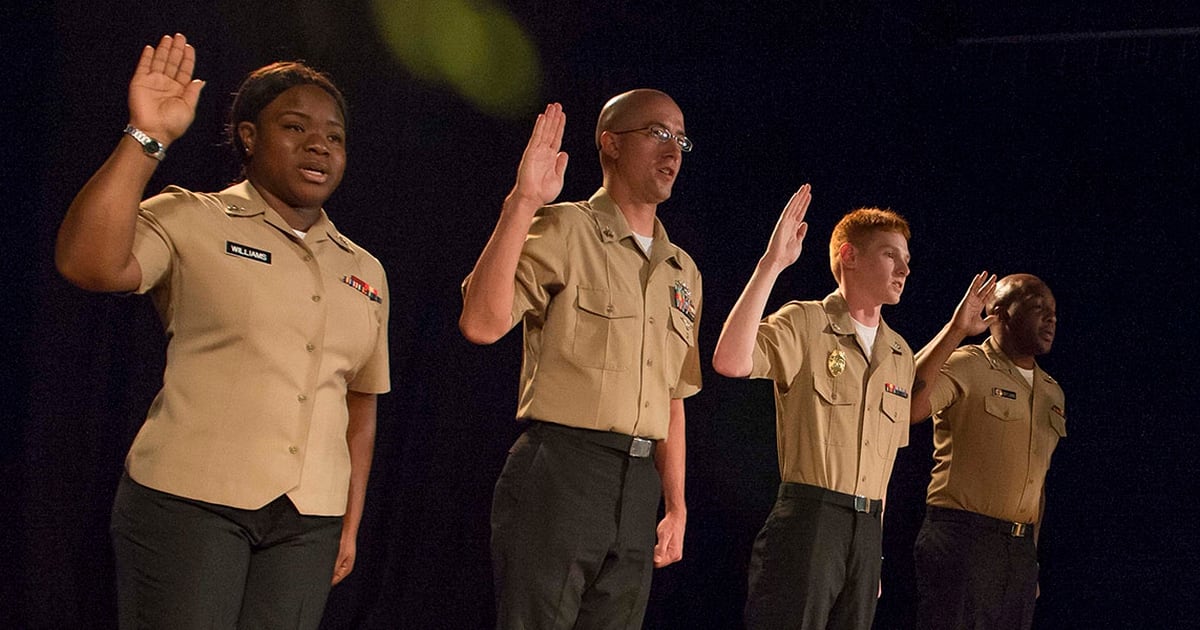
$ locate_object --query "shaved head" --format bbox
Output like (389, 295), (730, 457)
(988, 274), (1048, 313)
(595, 89), (679, 150)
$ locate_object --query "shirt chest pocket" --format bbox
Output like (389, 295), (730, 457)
(1047, 410), (1067, 437)
(875, 391), (909, 458)
(984, 395), (1023, 422)
(573, 287), (640, 371)
(813, 373), (857, 446)
(668, 308), (695, 347)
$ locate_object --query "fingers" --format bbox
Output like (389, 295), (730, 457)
(782, 183), (812, 222)
(529, 102), (564, 152)
(148, 35), (173, 76)
(173, 38), (196, 85)
(653, 523), (684, 568)
(134, 44), (154, 77)
(137, 34), (195, 84)
(972, 271), (997, 301)
(164, 33), (188, 81)
(331, 555), (354, 585)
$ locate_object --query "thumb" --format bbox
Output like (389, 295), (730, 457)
(183, 79), (206, 110)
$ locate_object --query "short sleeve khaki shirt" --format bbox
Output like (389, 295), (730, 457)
(751, 292), (913, 500)
(494, 188), (702, 440)
(925, 336), (1066, 524)
(127, 181), (390, 515)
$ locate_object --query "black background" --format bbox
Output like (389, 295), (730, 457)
(5, 1), (1199, 628)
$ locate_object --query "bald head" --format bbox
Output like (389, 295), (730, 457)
(595, 89), (679, 150)
(988, 274), (1049, 314)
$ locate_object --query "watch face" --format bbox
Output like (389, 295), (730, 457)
(144, 139), (161, 153)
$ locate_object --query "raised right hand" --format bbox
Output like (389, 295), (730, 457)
(127, 33), (204, 147)
(949, 271), (998, 336)
(510, 103), (569, 208)
(762, 183), (812, 270)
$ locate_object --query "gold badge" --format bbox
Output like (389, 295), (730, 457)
(827, 349), (846, 377)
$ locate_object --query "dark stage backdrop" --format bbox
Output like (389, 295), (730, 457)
(7, 2), (1199, 628)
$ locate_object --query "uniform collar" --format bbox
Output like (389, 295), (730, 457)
(217, 180), (355, 253)
(981, 336), (1055, 386)
(822, 291), (905, 355)
(588, 187), (684, 268)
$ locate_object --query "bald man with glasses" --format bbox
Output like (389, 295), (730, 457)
(460, 89), (701, 629)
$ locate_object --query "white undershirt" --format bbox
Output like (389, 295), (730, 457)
(851, 318), (878, 356)
(1017, 365), (1034, 387)
(293, 229), (308, 239)
(633, 232), (653, 255)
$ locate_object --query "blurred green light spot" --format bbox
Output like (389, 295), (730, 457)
(372, 0), (541, 118)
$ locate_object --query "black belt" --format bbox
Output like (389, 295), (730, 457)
(927, 505), (1034, 538)
(525, 420), (656, 458)
(778, 482), (882, 517)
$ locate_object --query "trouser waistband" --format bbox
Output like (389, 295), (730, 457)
(927, 505), (1034, 538)
(524, 420), (656, 458)
(778, 482), (882, 517)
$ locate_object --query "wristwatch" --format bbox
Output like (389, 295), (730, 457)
(123, 125), (167, 161)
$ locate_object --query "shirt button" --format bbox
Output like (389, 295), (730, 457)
(312, 295), (321, 303)
(306, 343), (315, 352)
(644, 401), (650, 408)
(288, 446), (299, 455)
(649, 317), (656, 325)
(605, 305), (614, 314)
(646, 359), (654, 366)
(297, 394), (307, 402)
(303, 255), (312, 262)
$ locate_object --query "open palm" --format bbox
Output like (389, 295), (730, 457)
(127, 33), (204, 145)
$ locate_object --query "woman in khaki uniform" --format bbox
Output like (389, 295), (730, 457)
(55, 34), (389, 629)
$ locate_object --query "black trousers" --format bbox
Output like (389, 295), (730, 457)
(110, 473), (343, 630)
(914, 506), (1039, 630)
(491, 421), (661, 630)
(744, 483), (883, 630)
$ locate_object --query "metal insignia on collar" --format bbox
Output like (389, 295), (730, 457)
(602, 226), (616, 239)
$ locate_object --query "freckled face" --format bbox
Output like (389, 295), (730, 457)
(240, 84), (346, 212)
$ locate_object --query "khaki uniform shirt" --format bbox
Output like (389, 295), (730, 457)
(499, 188), (702, 439)
(926, 336), (1066, 524)
(127, 181), (390, 515)
(751, 292), (913, 500)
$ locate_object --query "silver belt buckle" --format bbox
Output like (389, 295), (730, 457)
(853, 495), (871, 513)
(1009, 522), (1028, 537)
(628, 437), (653, 458)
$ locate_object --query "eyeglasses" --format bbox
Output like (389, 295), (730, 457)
(610, 124), (693, 152)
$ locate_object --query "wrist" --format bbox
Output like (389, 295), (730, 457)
(501, 191), (542, 222)
(755, 255), (789, 277)
(123, 125), (168, 161)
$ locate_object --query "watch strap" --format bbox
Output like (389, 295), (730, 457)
(123, 125), (167, 161)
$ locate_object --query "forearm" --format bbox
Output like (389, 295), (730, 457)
(55, 137), (160, 292)
(656, 399), (687, 515)
(459, 193), (540, 344)
(342, 392), (378, 541)
(712, 257), (785, 377)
